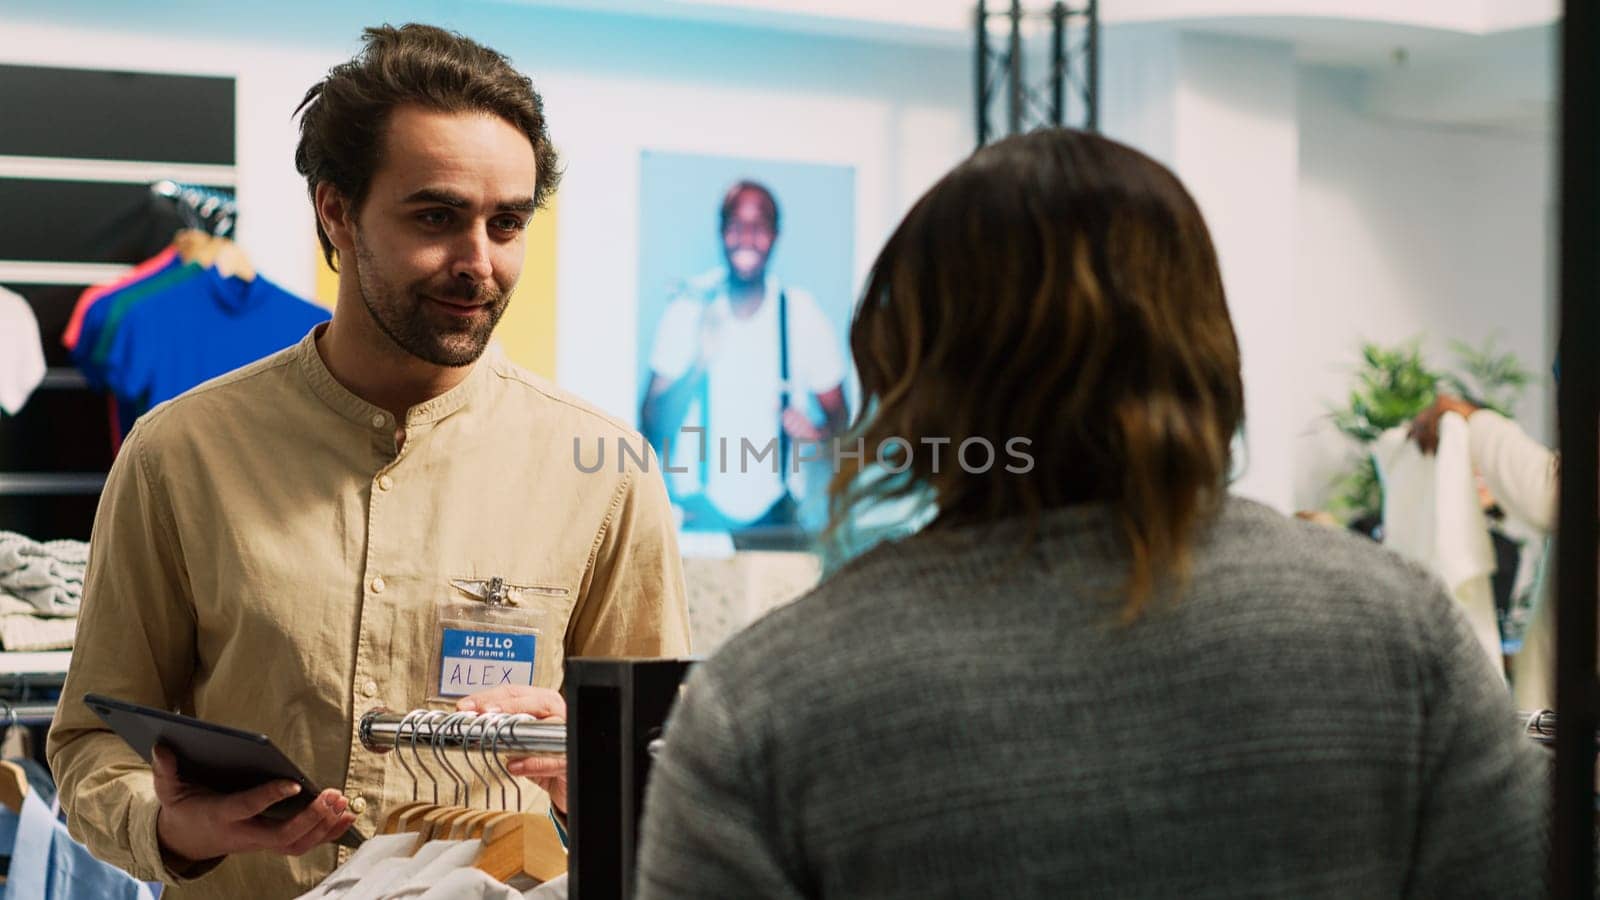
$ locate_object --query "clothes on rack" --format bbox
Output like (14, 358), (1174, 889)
(0, 783), (155, 899)
(301, 838), (565, 899)
(293, 710), (569, 899)
(7, 757), (55, 809)
(61, 246), (178, 351)
(355, 838), (485, 899)
(0, 286), (46, 417)
(103, 266), (327, 423)
(68, 233), (328, 438)
(297, 830), (566, 899)
(298, 833), (421, 899)
(419, 870), (567, 899)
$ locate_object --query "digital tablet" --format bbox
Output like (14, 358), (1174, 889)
(83, 693), (365, 849)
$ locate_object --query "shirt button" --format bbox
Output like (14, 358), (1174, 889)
(361, 679), (378, 698)
(350, 796), (369, 815)
(377, 475), (394, 492)
(371, 413), (388, 429)
(370, 576), (386, 594)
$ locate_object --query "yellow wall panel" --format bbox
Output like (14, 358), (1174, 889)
(312, 196), (559, 379)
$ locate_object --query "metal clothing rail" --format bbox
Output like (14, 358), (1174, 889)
(151, 179), (237, 238)
(0, 700), (58, 728)
(358, 708), (566, 757)
(1520, 709), (1571, 747)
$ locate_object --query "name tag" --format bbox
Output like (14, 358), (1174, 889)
(438, 628), (537, 697)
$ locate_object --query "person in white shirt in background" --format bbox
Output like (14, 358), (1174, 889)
(1410, 393), (1559, 709)
(639, 181), (849, 533)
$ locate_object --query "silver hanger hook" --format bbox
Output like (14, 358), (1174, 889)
(451, 713), (476, 807)
(485, 714), (512, 812)
(459, 714), (491, 809)
(418, 710), (447, 805)
(428, 712), (455, 805)
(436, 713), (471, 806)
(509, 713), (539, 811)
(393, 710), (422, 803)
(474, 714), (495, 811)
(425, 711), (457, 800)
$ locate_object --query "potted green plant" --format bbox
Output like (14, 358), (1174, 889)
(1327, 340), (1441, 521)
(1326, 336), (1533, 523)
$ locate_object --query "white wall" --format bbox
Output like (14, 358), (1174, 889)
(1174, 33), (1300, 511)
(1102, 29), (1305, 510)
(0, 0), (972, 422)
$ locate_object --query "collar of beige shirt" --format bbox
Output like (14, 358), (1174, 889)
(298, 324), (490, 429)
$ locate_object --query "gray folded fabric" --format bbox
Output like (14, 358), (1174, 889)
(0, 531), (87, 617)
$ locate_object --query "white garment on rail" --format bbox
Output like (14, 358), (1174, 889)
(0, 286), (45, 416)
(295, 832), (419, 899)
(413, 868), (568, 899)
(373, 838), (484, 898)
(335, 839), (469, 900)
(1374, 413), (1502, 670)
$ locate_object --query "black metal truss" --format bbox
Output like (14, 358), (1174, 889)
(975, 0), (1099, 146)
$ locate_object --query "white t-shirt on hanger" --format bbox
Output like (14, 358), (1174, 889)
(0, 286), (46, 416)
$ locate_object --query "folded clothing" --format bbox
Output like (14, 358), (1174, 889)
(0, 613), (76, 652)
(0, 531), (87, 617)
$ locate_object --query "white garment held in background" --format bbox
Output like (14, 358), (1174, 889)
(0, 286), (46, 416)
(1374, 413), (1503, 670)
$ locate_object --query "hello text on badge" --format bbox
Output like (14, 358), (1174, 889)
(438, 628), (537, 696)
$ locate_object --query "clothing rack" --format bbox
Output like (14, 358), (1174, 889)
(1, 703), (57, 728)
(358, 708), (567, 757)
(150, 180), (237, 238)
(1518, 708), (1566, 747)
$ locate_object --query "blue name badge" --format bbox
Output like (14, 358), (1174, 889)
(438, 628), (537, 697)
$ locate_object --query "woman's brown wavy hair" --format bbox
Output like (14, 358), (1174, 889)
(830, 128), (1243, 619)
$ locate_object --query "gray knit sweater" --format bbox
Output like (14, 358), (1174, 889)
(636, 497), (1546, 898)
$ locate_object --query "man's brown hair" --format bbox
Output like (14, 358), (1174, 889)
(832, 128), (1244, 618)
(294, 23), (561, 270)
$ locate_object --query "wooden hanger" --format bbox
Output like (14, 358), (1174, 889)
(374, 709), (566, 883)
(172, 229), (218, 267)
(473, 811), (567, 884)
(381, 800), (434, 835)
(448, 808), (501, 841)
(414, 804), (474, 842)
(380, 710), (456, 839)
(395, 802), (446, 838)
(0, 760), (28, 814)
(211, 238), (256, 282)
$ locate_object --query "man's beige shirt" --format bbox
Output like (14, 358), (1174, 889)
(47, 329), (691, 898)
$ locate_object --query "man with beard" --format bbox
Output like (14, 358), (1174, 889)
(48, 24), (689, 898)
(640, 181), (849, 534)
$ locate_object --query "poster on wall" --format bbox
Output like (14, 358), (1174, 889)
(635, 150), (856, 543)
